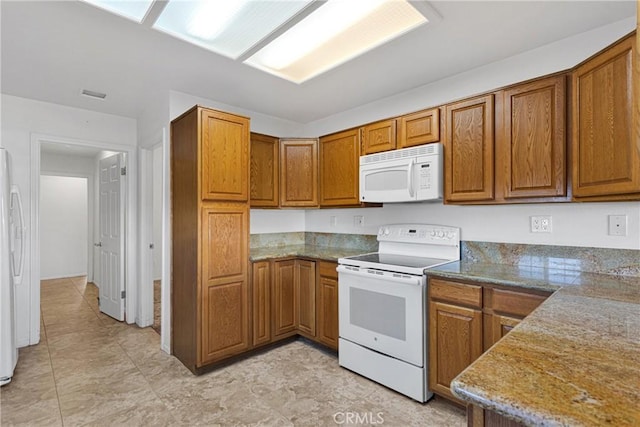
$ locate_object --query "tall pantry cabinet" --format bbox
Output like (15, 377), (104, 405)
(171, 106), (251, 373)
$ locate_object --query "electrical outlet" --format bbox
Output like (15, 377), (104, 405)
(330, 216), (337, 227)
(531, 216), (552, 233)
(353, 215), (364, 227)
(608, 215), (627, 236)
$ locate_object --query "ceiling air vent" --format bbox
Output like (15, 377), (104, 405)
(80, 89), (107, 100)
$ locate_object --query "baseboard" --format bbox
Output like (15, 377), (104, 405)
(40, 273), (88, 280)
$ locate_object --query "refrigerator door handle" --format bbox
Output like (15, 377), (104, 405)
(9, 185), (25, 286)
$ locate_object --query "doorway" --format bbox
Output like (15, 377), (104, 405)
(151, 145), (163, 334)
(29, 135), (140, 346)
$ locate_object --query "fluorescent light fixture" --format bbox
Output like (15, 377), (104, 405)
(81, 89), (107, 100)
(153, 0), (314, 59)
(245, 0), (428, 83)
(80, 0), (154, 23)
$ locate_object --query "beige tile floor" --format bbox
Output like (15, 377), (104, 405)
(0, 276), (466, 426)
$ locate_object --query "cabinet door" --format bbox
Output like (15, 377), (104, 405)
(250, 133), (279, 207)
(316, 262), (339, 350)
(501, 75), (566, 198)
(572, 34), (639, 198)
(361, 119), (397, 154)
(428, 300), (483, 401)
(200, 109), (250, 202)
(398, 108), (440, 148)
(295, 260), (316, 337)
(273, 260), (297, 337)
(251, 261), (271, 347)
(444, 95), (495, 202)
(280, 139), (319, 207)
(319, 129), (361, 207)
(485, 314), (520, 350)
(200, 203), (249, 365)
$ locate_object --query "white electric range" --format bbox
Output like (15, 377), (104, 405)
(337, 224), (460, 402)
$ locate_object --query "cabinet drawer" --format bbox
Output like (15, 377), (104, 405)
(318, 261), (338, 279)
(489, 288), (547, 318)
(429, 279), (482, 308)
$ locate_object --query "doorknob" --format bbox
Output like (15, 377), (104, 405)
(94, 242), (102, 247)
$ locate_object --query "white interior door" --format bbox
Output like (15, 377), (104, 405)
(98, 153), (125, 321)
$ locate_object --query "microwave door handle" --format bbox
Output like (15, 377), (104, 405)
(407, 159), (415, 197)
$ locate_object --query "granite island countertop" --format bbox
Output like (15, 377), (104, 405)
(249, 244), (371, 263)
(427, 262), (640, 426)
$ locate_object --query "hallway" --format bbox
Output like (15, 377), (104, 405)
(0, 277), (466, 426)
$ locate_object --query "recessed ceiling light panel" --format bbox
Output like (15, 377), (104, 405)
(153, 0), (315, 59)
(245, 0), (429, 83)
(80, 0), (154, 23)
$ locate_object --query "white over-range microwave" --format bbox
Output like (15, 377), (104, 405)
(359, 143), (443, 203)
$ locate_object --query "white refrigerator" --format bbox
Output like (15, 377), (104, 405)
(0, 147), (26, 386)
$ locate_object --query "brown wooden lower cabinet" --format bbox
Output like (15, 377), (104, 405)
(296, 260), (316, 337)
(251, 258), (338, 351)
(427, 277), (551, 404)
(428, 300), (483, 402)
(273, 259), (297, 338)
(316, 261), (339, 350)
(251, 261), (271, 346)
(468, 405), (525, 427)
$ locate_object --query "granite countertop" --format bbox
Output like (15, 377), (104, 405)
(428, 262), (640, 426)
(249, 244), (371, 263)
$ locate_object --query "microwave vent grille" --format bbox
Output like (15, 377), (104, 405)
(361, 143), (440, 164)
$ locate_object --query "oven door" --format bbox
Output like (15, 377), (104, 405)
(338, 265), (425, 367)
(359, 157), (417, 203)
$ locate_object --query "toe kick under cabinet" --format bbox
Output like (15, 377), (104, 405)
(171, 105), (251, 373)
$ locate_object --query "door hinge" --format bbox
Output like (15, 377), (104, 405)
(121, 290), (126, 299)
(120, 166), (127, 176)
(97, 297), (100, 307)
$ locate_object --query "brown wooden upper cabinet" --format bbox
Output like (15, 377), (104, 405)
(500, 74), (566, 199)
(444, 94), (495, 203)
(250, 133), (279, 207)
(319, 128), (361, 207)
(398, 107), (440, 148)
(571, 33), (640, 200)
(361, 119), (397, 154)
(280, 139), (319, 207)
(200, 109), (250, 202)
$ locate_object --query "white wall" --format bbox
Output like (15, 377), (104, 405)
(39, 175), (88, 279)
(250, 209), (306, 234)
(301, 17), (636, 136)
(0, 94), (137, 347)
(152, 146), (163, 279)
(169, 90), (304, 136)
(305, 202), (640, 250)
(40, 151), (97, 281)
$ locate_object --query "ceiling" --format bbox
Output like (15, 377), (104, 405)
(1, 1), (636, 124)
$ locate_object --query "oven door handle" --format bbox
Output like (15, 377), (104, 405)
(337, 265), (423, 286)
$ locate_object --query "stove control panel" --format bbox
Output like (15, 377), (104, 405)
(377, 224), (460, 245)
